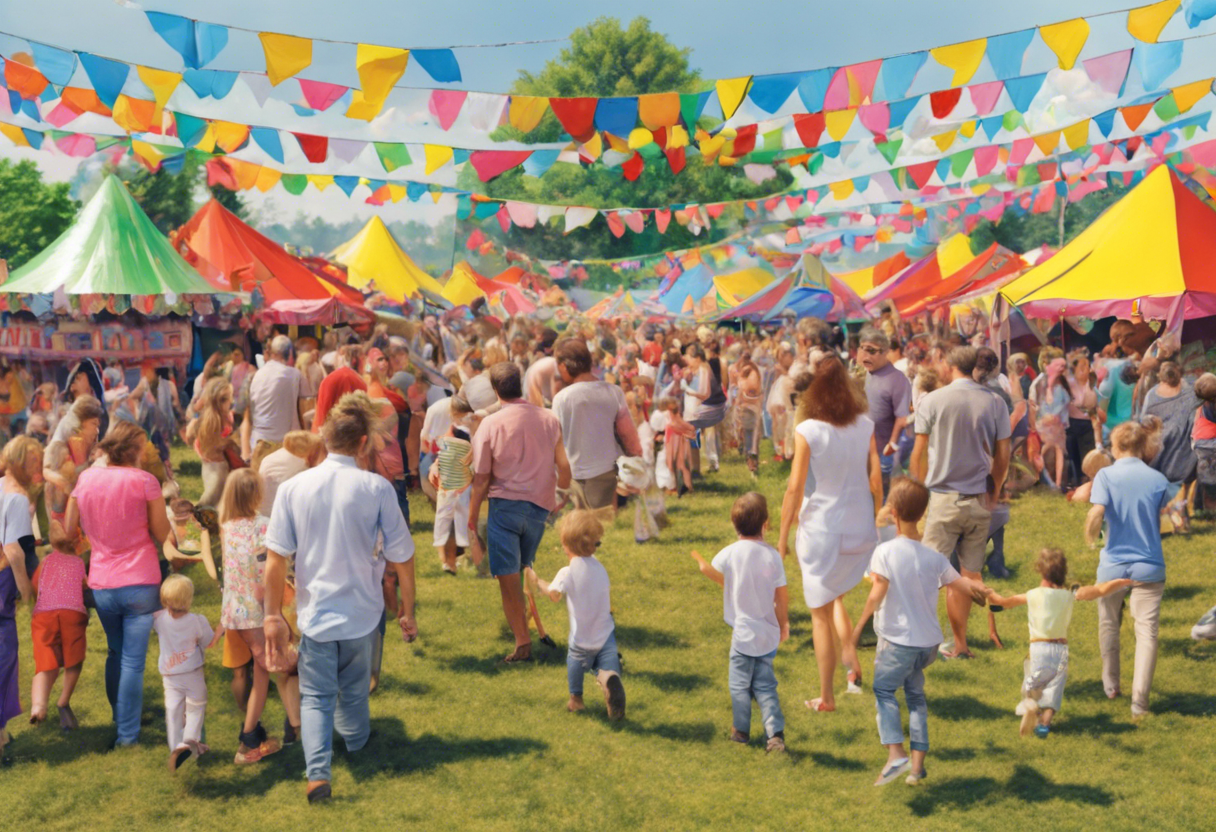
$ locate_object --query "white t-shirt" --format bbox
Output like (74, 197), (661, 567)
(258, 448), (309, 516)
(869, 537), (960, 648)
(153, 610), (214, 676)
(247, 360), (303, 446)
(549, 556), (613, 652)
(711, 539), (787, 657)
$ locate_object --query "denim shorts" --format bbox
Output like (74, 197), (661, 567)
(486, 498), (550, 577)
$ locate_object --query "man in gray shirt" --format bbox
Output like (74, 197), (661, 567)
(858, 326), (911, 495)
(910, 346), (1010, 659)
(241, 334), (304, 460)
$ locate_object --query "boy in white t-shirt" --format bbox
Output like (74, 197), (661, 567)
(153, 574), (223, 773)
(852, 478), (988, 786)
(692, 492), (789, 753)
(528, 510), (625, 720)
(984, 548), (1131, 739)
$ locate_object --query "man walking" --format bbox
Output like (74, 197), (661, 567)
(241, 334), (304, 460)
(264, 391), (417, 804)
(910, 346), (1010, 659)
(468, 363), (571, 663)
(858, 326), (912, 494)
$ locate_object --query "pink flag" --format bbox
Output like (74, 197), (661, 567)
(469, 150), (531, 182)
(497, 206), (511, 234)
(1082, 50), (1132, 97)
(56, 133), (96, 157)
(624, 211), (646, 233)
(606, 211), (626, 238)
(968, 81), (1004, 116)
(44, 103), (80, 127)
(429, 89), (468, 131)
(655, 209), (671, 233)
(974, 145), (1000, 176)
(298, 79), (348, 111)
(505, 201), (538, 228)
(1009, 137), (1035, 166)
(858, 102), (890, 136)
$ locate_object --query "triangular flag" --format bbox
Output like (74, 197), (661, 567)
(1092, 108), (1118, 137)
(112, 95), (158, 133)
(930, 88), (963, 119)
(429, 89), (468, 131)
(1062, 119), (1090, 150)
(29, 43), (77, 88)
(250, 127), (284, 163)
(932, 130), (958, 151)
(968, 81), (1004, 116)
(716, 76), (752, 120)
(424, 144), (453, 174)
(1121, 101), (1155, 130)
(878, 52), (927, 100)
(1134, 40), (1184, 90)
(875, 137), (902, 164)
(824, 108), (856, 141)
(509, 96), (549, 132)
(78, 53), (129, 108)
(664, 146), (686, 174)
(792, 112), (826, 147)
(985, 29), (1036, 80)
(858, 103), (890, 136)
(259, 32), (312, 86)
(638, 92), (680, 130)
(4, 61), (49, 99)
(595, 97), (639, 137)
(747, 72), (801, 113)
(1083, 50), (1133, 97)
(298, 79), (348, 111)
(329, 138), (367, 163)
(1039, 19), (1089, 70)
(1004, 73), (1047, 112)
(549, 97), (597, 141)
(974, 145), (1000, 176)
(411, 49), (461, 83)
(469, 150), (531, 182)
(1128, 0), (1181, 43)
(1033, 130), (1061, 155)
(1171, 77), (1212, 112)
(136, 66), (181, 114)
(292, 132), (328, 163)
(346, 44), (409, 120)
(931, 39), (988, 86)
(373, 142), (411, 172)
(1153, 93), (1181, 122)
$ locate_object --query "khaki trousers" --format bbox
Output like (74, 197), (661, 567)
(1097, 581), (1164, 716)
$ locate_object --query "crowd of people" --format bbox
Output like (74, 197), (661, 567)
(1, 306), (1214, 797)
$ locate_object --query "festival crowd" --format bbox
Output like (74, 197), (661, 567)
(1, 306), (1215, 796)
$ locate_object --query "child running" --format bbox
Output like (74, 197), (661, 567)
(852, 478), (988, 786)
(691, 492), (789, 753)
(430, 424), (473, 575)
(28, 522), (88, 729)
(153, 574), (222, 773)
(984, 548), (1133, 738)
(527, 510), (625, 720)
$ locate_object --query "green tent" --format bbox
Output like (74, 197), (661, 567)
(2, 175), (217, 296)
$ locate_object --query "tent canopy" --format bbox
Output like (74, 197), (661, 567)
(865, 234), (975, 312)
(330, 216), (446, 303)
(834, 250), (911, 296)
(657, 263), (715, 314)
(713, 267), (775, 306)
(1000, 166), (1216, 321)
(174, 199), (364, 306)
(899, 244), (1025, 316)
(790, 253), (869, 321)
(3, 175), (217, 296)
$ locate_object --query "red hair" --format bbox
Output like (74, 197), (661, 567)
(798, 355), (868, 427)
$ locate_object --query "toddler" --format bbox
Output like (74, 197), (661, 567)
(852, 478), (988, 786)
(153, 574), (222, 773)
(28, 522), (88, 729)
(430, 425), (473, 575)
(985, 548), (1132, 738)
(527, 510), (625, 720)
(691, 492), (788, 753)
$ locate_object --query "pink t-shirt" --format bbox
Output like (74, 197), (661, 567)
(74, 466), (163, 590)
(472, 399), (562, 511)
(32, 551), (86, 615)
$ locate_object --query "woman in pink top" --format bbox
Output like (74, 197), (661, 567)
(65, 422), (172, 747)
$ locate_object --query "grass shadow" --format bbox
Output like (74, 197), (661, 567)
(347, 720), (547, 780)
(1060, 712), (1136, 735)
(1152, 692), (1216, 717)
(934, 747), (977, 761)
(371, 676), (432, 697)
(3, 723), (117, 766)
(906, 765), (1114, 817)
(629, 669), (712, 692)
(1160, 637), (1216, 661)
(1163, 584), (1204, 602)
(618, 719), (717, 744)
(1064, 678), (1111, 701)
(931, 695), (1008, 721)
(613, 624), (688, 650)
(808, 751), (866, 771)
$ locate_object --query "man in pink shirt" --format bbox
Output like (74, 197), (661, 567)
(470, 363), (572, 663)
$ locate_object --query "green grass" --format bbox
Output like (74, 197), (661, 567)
(5, 443), (1216, 831)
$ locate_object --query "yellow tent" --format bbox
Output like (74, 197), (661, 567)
(713, 267), (775, 306)
(936, 233), (976, 278)
(440, 262), (486, 308)
(329, 216), (446, 302)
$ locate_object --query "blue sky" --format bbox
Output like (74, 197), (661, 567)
(2, 0), (1215, 227)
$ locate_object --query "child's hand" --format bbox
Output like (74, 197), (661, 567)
(208, 626), (225, 649)
(690, 549), (705, 566)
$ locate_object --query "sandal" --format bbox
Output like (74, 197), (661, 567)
(846, 668), (863, 695)
(501, 648), (533, 665)
(804, 698), (835, 712)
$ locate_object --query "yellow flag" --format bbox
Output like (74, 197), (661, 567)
(194, 124), (217, 154)
(972, 183), (992, 196)
(829, 179), (855, 200)
(1033, 130), (1061, 155)
(715, 76), (752, 120)
(580, 132), (604, 160)
(0, 123), (30, 148)
(259, 32), (313, 86)
(424, 144), (453, 174)
(136, 66), (181, 113)
(347, 44), (409, 121)
(825, 108), (857, 141)
(388, 184), (408, 202)
(212, 121), (250, 153)
(1039, 19), (1089, 70)
(131, 139), (164, 166)
(254, 167), (281, 192)
(228, 159), (261, 190)
(508, 96), (548, 132)
(1171, 78), (1212, 112)
(627, 128), (654, 149)
(959, 120), (977, 139)
(667, 124), (690, 148)
(931, 39), (987, 86)
(933, 130), (958, 151)
(307, 174), (333, 192)
(112, 95), (157, 133)
(1062, 119), (1090, 150)
(1127, 0), (1180, 43)
(603, 132), (629, 153)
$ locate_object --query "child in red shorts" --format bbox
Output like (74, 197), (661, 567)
(29, 522), (88, 730)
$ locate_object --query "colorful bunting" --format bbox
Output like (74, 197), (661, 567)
(4, 59), (49, 100)
(373, 141), (412, 172)
(258, 32), (312, 86)
(1134, 40), (1184, 90)
(411, 49), (461, 83)
(716, 77), (753, 120)
(144, 13), (227, 70)
(985, 29), (1036, 80)
(595, 97), (640, 137)
(1083, 50), (1132, 96)
(347, 44), (408, 121)
(429, 89), (468, 131)
(1004, 73), (1047, 112)
(250, 127), (284, 163)
(931, 39), (988, 87)
(1038, 19), (1089, 70)
(424, 144), (453, 174)
(878, 52), (927, 100)
(297, 79), (348, 112)
(549, 97), (598, 141)
(292, 132), (328, 163)
(28, 43), (76, 88)
(1128, 0), (1181, 42)
(78, 53), (129, 108)
(1183, 0), (1216, 26)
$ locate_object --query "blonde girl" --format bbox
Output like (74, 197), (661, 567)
(188, 378), (236, 506)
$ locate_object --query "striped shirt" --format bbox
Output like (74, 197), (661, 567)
(436, 436), (473, 491)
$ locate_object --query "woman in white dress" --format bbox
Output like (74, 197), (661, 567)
(778, 353), (883, 713)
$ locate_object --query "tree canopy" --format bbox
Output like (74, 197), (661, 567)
(0, 159), (79, 271)
(114, 153), (246, 235)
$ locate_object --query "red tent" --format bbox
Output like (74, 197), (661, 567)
(898, 245), (1025, 316)
(173, 200), (365, 307)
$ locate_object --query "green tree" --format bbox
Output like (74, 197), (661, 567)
(455, 17), (793, 286)
(115, 154), (201, 234)
(0, 159), (79, 271)
(209, 182), (247, 219)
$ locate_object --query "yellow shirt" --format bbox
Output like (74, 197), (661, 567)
(1026, 587), (1075, 641)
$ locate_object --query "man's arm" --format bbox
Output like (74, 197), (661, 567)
(1076, 578), (1134, 601)
(884, 415), (908, 457)
(989, 437), (1011, 498)
(391, 558), (417, 641)
(689, 550), (725, 586)
(525, 567), (564, 603)
(983, 590), (1027, 608)
(555, 438), (572, 491)
(262, 549), (291, 671)
(909, 433), (930, 482)
(1085, 504), (1105, 547)
(945, 575), (989, 605)
(615, 405), (644, 457)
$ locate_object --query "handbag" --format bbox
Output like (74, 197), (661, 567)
(223, 444), (248, 470)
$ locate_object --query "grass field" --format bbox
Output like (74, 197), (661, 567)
(4, 443), (1216, 831)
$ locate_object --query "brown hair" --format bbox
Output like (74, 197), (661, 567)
(888, 477), (930, 523)
(1081, 448), (1114, 479)
(97, 421), (147, 467)
(798, 355), (867, 427)
(1035, 548), (1068, 586)
(219, 467), (262, 525)
(1196, 372), (1216, 403)
(1158, 361), (1182, 387)
(250, 439), (279, 473)
(730, 492), (769, 537)
(560, 509), (604, 557)
(1110, 420), (1160, 462)
(282, 430), (323, 460)
(2, 435), (43, 488)
(489, 362), (523, 400)
(554, 338), (593, 378)
(70, 395), (104, 424)
(322, 391), (380, 455)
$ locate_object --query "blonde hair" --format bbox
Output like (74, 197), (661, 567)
(250, 439), (279, 473)
(193, 377), (233, 458)
(559, 509), (604, 557)
(219, 467), (262, 524)
(1110, 419), (1162, 462)
(160, 574), (194, 612)
(322, 391), (380, 455)
(282, 430), (322, 459)
(3, 435), (44, 487)
(1081, 448), (1114, 479)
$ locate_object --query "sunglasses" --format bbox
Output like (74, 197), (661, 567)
(859, 345), (883, 355)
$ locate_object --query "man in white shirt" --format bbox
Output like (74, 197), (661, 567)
(241, 335), (304, 460)
(264, 391), (416, 805)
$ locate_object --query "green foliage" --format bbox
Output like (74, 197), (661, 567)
(969, 179), (1132, 255)
(114, 155), (202, 235)
(209, 182), (246, 220)
(0, 159), (79, 270)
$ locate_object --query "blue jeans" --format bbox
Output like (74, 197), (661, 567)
(298, 631), (374, 783)
(486, 498), (549, 577)
(93, 584), (161, 745)
(392, 478), (411, 526)
(729, 647), (784, 738)
(873, 639), (937, 752)
(567, 629), (622, 696)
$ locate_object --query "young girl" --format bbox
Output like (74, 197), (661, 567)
(985, 549), (1133, 738)
(661, 397), (695, 497)
(28, 522), (88, 729)
(1033, 355), (1072, 491)
(430, 425), (473, 575)
(219, 469), (299, 765)
(153, 574), (222, 773)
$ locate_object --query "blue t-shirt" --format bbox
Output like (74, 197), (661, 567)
(1090, 456), (1170, 583)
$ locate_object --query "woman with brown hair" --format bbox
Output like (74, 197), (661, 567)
(188, 378), (237, 506)
(778, 353), (883, 713)
(65, 422), (172, 746)
(42, 396), (103, 525)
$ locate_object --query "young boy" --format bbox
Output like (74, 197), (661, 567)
(527, 510), (625, 720)
(430, 424), (473, 575)
(153, 574), (223, 773)
(28, 522), (88, 729)
(985, 549), (1132, 738)
(691, 492), (789, 753)
(852, 478), (988, 786)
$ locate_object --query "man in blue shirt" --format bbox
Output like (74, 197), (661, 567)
(265, 390), (417, 804)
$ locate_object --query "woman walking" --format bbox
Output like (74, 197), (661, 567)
(189, 378), (237, 506)
(0, 436), (40, 758)
(779, 354), (883, 712)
